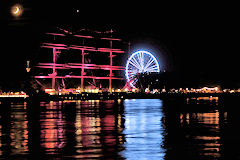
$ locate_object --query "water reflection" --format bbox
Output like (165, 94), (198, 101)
(40, 101), (66, 153)
(164, 99), (223, 160)
(0, 98), (239, 159)
(180, 111), (221, 158)
(122, 99), (166, 159)
(74, 100), (102, 158)
(39, 100), (126, 159)
(0, 102), (29, 157)
(10, 102), (29, 155)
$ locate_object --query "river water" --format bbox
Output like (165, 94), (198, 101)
(0, 98), (239, 159)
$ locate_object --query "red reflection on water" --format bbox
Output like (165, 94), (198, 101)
(74, 100), (103, 158)
(74, 100), (123, 158)
(40, 102), (66, 153)
(102, 114), (116, 146)
(38, 100), (124, 158)
(75, 112), (102, 155)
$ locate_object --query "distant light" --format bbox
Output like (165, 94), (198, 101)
(44, 88), (55, 95)
(26, 68), (31, 72)
(0, 95), (28, 98)
(11, 4), (23, 17)
(76, 9), (79, 13)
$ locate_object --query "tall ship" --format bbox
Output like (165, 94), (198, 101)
(32, 27), (126, 95)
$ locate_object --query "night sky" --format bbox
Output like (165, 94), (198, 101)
(1, 1), (239, 90)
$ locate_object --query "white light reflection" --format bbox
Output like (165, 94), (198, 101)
(122, 99), (165, 159)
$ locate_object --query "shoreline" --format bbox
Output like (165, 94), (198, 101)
(1, 92), (240, 102)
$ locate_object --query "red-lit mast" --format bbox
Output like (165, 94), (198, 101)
(35, 28), (125, 92)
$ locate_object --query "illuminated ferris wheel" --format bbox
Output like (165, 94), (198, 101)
(125, 50), (160, 88)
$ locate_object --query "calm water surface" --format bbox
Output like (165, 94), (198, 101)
(0, 98), (239, 159)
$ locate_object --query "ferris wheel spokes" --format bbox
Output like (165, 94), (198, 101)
(132, 56), (142, 70)
(129, 60), (141, 70)
(144, 57), (155, 71)
(125, 50), (160, 88)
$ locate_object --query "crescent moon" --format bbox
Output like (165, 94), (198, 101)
(14, 7), (20, 14)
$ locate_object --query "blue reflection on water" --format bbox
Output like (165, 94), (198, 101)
(122, 99), (165, 160)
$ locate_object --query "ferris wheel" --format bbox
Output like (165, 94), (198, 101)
(125, 50), (160, 88)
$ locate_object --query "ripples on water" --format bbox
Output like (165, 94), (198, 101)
(0, 98), (238, 159)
